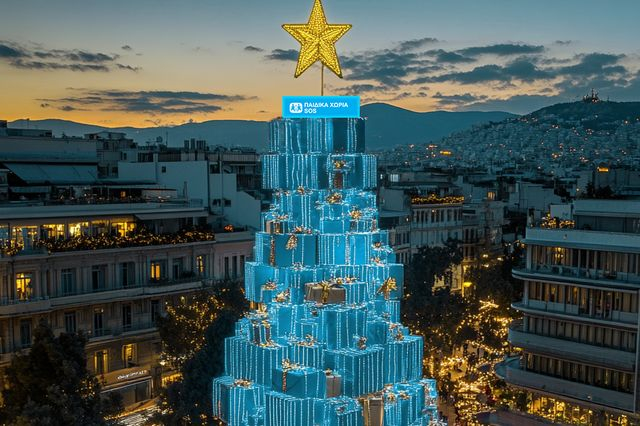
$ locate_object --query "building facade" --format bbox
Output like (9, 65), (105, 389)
(497, 200), (640, 426)
(0, 203), (253, 410)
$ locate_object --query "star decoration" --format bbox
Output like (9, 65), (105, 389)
(282, 0), (351, 78)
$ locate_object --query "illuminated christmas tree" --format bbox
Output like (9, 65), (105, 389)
(212, 1), (440, 425)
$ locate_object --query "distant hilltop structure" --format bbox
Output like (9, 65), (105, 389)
(583, 88), (601, 103)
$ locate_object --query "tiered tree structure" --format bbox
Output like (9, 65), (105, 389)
(213, 117), (440, 425)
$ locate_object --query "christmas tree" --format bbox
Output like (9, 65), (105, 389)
(212, 117), (440, 425)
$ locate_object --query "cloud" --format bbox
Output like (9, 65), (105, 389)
(396, 37), (438, 52)
(554, 40), (572, 46)
(39, 89), (253, 115)
(244, 45), (264, 53)
(425, 49), (475, 64)
(265, 48), (298, 61)
(121, 45), (132, 51)
(0, 40), (137, 72)
(0, 42), (27, 58)
(458, 43), (545, 57)
(432, 92), (488, 105)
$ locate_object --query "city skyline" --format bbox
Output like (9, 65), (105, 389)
(1, 0), (639, 126)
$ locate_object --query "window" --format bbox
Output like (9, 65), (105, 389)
(196, 255), (206, 275)
(122, 305), (132, 331)
(93, 308), (104, 336)
(94, 350), (108, 375)
(61, 268), (75, 296)
(172, 258), (184, 279)
(64, 311), (77, 333)
(122, 343), (137, 367)
(232, 255), (238, 278)
(161, 166), (167, 173)
(120, 262), (135, 287)
(15, 272), (33, 301)
(150, 260), (166, 281)
(91, 265), (106, 290)
(224, 257), (230, 279)
(151, 300), (160, 324)
(20, 320), (31, 348)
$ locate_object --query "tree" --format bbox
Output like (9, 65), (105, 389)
(0, 320), (122, 426)
(156, 280), (247, 370)
(151, 280), (247, 425)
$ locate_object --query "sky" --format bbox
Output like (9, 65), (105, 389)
(1, 0), (639, 127)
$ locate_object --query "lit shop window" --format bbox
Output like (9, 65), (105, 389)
(94, 350), (109, 375)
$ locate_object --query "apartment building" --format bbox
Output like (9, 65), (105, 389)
(0, 202), (253, 409)
(497, 200), (640, 426)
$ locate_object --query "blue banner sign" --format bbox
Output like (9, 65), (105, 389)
(282, 96), (360, 118)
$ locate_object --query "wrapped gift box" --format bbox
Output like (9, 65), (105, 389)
(244, 262), (278, 303)
(248, 407), (265, 426)
(314, 396), (361, 426)
(360, 396), (384, 426)
(268, 118), (364, 155)
(305, 282), (346, 305)
(262, 153), (330, 190)
(264, 392), (317, 426)
(224, 336), (289, 385)
(318, 234), (348, 265)
(320, 217), (351, 234)
(342, 280), (369, 305)
(366, 318), (389, 345)
(328, 154), (377, 190)
(278, 192), (322, 229)
(290, 340), (324, 368)
(281, 265), (320, 304)
(325, 372), (342, 398)
(249, 320), (274, 346)
(212, 375), (264, 425)
(384, 383), (425, 425)
(269, 303), (305, 338)
(272, 363), (326, 399)
(295, 319), (320, 341)
(255, 232), (318, 267)
(383, 335), (423, 383)
(326, 347), (384, 397)
(370, 299), (401, 323)
(319, 306), (367, 350)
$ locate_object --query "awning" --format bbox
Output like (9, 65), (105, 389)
(5, 163), (98, 184)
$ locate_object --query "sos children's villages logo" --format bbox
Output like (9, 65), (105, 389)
(282, 96), (360, 118)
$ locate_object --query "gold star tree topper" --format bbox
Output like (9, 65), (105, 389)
(282, 0), (351, 78)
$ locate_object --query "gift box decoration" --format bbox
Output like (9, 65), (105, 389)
(326, 346), (384, 397)
(291, 337), (324, 368)
(256, 232), (318, 267)
(366, 318), (389, 345)
(264, 391), (317, 426)
(360, 395), (384, 426)
(245, 262), (278, 303)
(224, 336), (289, 386)
(268, 117), (364, 155)
(319, 306), (367, 350)
(272, 359), (326, 399)
(305, 281), (347, 305)
(314, 396), (361, 426)
(325, 371), (343, 398)
(249, 319), (274, 346)
(213, 375), (264, 425)
(383, 335), (424, 384)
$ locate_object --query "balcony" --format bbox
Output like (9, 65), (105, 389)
(496, 357), (635, 413)
(513, 266), (640, 291)
(508, 322), (635, 371)
(512, 299), (638, 328)
(0, 277), (218, 317)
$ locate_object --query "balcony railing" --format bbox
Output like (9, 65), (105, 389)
(516, 265), (640, 286)
(496, 356), (635, 413)
(0, 276), (226, 307)
(508, 322), (635, 371)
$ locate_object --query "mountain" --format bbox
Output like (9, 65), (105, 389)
(360, 103), (515, 149)
(8, 104), (516, 151)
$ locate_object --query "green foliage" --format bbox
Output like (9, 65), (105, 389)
(0, 320), (122, 426)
